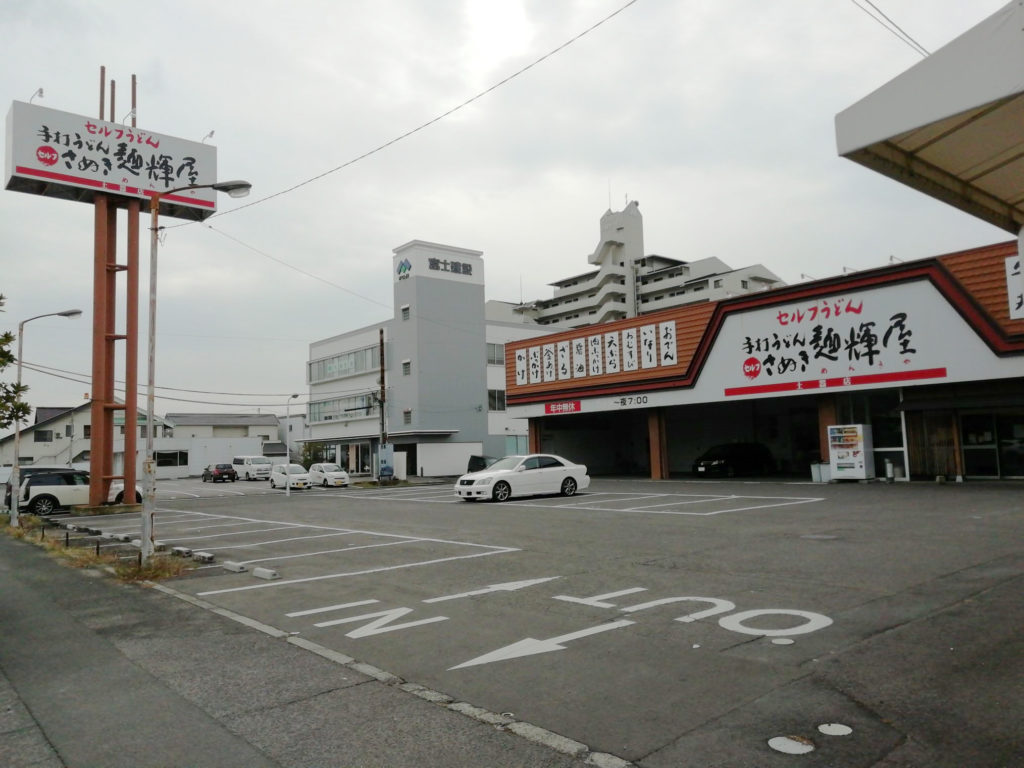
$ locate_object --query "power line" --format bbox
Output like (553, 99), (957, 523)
(850, 0), (929, 57)
(19, 360), (378, 406)
(172, 0), (641, 227)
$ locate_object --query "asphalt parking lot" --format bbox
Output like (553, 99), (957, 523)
(33, 477), (1024, 765)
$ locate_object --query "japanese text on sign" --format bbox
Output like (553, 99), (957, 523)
(514, 321), (678, 388)
(1007, 256), (1024, 320)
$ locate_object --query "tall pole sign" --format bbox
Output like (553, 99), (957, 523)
(4, 69), (221, 509)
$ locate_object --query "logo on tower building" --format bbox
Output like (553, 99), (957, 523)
(396, 258), (412, 280)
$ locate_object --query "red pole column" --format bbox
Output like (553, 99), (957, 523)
(102, 197), (119, 501)
(89, 195), (110, 506)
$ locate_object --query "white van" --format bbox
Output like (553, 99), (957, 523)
(232, 455), (273, 481)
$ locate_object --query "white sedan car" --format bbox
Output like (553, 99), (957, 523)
(270, 463), (310, 490)
(454, 453), (589, 502)
(308, 463), (350, 487)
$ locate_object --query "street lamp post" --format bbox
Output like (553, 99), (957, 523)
(9, 309), (83, 527)
(141, 180), (251, 561)
(285, 393), (298, 498)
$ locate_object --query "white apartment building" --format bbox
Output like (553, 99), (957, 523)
(516, 201), (784, 327)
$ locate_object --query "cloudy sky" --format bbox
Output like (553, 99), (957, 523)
(0, 0), (1011, 430)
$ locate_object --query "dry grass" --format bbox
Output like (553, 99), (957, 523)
(114, 554), (193, 582)
(2, 515), (193, 582)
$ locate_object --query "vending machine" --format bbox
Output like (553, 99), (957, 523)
(828, 424), (875, 481)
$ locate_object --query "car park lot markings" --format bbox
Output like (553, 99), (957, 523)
(535, 491), (823, 516)
(196, 545), (519, 596)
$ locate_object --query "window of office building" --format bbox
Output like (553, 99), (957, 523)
(309, 394), (377, 423)
(403, 409), (412, 425)
(402, 360), (411, 376)
(308, 345), (380, 384)
(488, 389), (506, 411)
(401, 305), (410, 321)
(487, 343), (505, 366)
(34, 430), (53, 443)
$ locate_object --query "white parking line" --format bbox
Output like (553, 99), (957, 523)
(566, 495), (823, 516)
(229, 538), (421, 566)
(196, 547), (519, 596)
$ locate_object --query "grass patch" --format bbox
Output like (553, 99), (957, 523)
(2, 512), (44, 538)
(2, 515), (194, 582)
(114, 554), (193, 582)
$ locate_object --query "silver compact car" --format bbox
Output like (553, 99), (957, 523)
(454, 453), (589, 502)
(308, 462), (350, 487)
(270, 463), (310, 490)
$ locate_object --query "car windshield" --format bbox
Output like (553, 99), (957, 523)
(252, 457), (271, 464)
(320, 464), (341, 472)
(287, 464), (306, 474)
(485, 455), (526, 472)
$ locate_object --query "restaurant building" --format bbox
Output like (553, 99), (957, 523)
(505, 242), (1024, 480)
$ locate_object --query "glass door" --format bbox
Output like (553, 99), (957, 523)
(997, 415), (1024, 478)
(961, 414), (999, 477)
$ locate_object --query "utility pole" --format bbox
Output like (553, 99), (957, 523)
(379, 327), (387, 445)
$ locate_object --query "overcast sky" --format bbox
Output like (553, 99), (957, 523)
(0, 0), (1011, 431)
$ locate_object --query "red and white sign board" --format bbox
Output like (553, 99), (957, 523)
(5, 101), (218, 220)
(508, 279), (1024, 418)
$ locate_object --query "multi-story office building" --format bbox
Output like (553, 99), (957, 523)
(303, 241), (551, 477)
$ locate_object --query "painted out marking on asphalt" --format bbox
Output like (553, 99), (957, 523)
(553, 588), (647, 608)
(450, 587), (834, 669)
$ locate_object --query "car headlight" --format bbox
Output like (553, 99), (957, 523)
(474, 477), (493, 486)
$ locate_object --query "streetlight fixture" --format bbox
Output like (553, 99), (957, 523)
(9, 309), (83, 527)
(141, 180), (251, 561)
(285, 393), (299, 498)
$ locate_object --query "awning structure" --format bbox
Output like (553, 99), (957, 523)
(836, 2), (1024, 235)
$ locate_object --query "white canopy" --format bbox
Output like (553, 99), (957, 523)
(836, 2), (1024, 234)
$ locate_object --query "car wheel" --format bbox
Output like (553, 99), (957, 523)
(114, 492), (124, 504)
(202, 476), (207, 483)
(270, 479), (276, 489)
(560, 477), (578, 497)
(322, 479), (329, 487)
(492, 481), (512, 502)
(29, 495), (58, 515)
(134, 492), (142, 502)
(231, 477), (236, 482)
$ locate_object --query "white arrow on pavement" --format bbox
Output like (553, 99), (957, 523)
(422, 577), (561, 603)
(449, 619), (635, 670)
